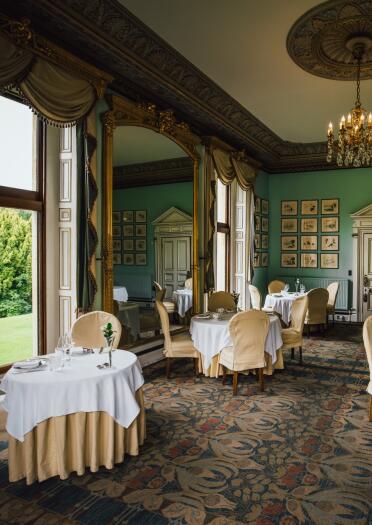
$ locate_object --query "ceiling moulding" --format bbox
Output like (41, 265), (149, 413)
(113, 157), (193, 189)
(0, 0), (338, 173)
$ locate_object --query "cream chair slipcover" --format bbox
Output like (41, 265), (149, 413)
(281, 295), (308, 364)
(185, 278), (193, 290)
(8, 389), (146, 485)
(304, 288), (329, 336)
(327, 282), (339, 324)
(156, 300), (198, 377)
(208, 291), (235, 312)
(248, 284), (274, 313)
(71, 311), (122, 348)
(268, 280), (286, 294)
(219, 310), (270, 395)
(154, 281), (176, 315)
(362, 316), (372, 421)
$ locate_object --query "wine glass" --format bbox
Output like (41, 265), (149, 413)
(55, 335), (64, 369)
(63, 333), (72, 363)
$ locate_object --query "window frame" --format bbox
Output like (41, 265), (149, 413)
(216, 179), (231, 292)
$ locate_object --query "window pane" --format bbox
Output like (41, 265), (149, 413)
(216, 231), (226, 291)
(0, 208), (38, 365)
(0, 96), (36, 191)
(216, 178), (227, 223)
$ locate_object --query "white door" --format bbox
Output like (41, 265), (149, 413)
(161, 237), (190, 299)
(362, 232), (372, 321)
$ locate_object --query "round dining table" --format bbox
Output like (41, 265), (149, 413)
(263, 292), (306, 325)
(113, 285), (129, 303)
(1, 350), (145, 484)
(172, 289), (193, 317)
(190, 312), (283, 377)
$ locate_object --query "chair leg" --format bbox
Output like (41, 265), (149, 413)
(193, 358), (199, 376)
(369, 396), (372, 422)
(258, 368), (264, 392)
(222, 365), (227, 385)
(166, 357), (171, 379)
(291, 348), (294, 359)
(232, 371), (238, 396)
(307, 324), (310, 338)
(299, 346), (303, 365)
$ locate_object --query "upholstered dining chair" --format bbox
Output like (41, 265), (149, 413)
(208, 291), (235, 312)
(326, 281), (339, 325)
(268, 280), (286, 294)
(281, 295), (308, 364)
(154, 281), (176, 318)
(219, 310), (270, 395)
(304, 288), (329, 337)
(248, 284), (274, 313)
(362, 315), (372, 421)
(71, 311), (122, 349)
(139, 281), (165, 335)
(156, 300), (198, 378)
(185, 277), (192, 290)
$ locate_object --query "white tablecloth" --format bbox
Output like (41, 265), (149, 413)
(117, 302), (140, 339)
(190, 314), (283, 369)
(172, 289), (193, 317)
(114, 286), (128, 302)
(263, 293), (305, 325)
(1, 350), (144, 442)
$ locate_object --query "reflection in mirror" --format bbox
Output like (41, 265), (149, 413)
(112, 126), (193, 348)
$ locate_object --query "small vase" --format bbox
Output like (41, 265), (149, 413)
(109, 347), (112, 367)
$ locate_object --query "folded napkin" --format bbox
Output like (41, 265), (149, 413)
(14, 360), (42, 370)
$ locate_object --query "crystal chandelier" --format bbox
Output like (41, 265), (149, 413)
(327, 41), (372, 168)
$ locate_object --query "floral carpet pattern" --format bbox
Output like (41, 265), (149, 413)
(0, 324), (370, 525)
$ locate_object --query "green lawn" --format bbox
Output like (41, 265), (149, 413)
(0, 313), (33, 366)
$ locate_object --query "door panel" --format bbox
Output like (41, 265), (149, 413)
(362, 233), (372, 321)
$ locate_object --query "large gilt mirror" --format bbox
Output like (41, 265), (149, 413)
(102, 96), (200, 349)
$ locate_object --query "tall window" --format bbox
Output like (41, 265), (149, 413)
(0, 95), (44, 367)
(215, 177), (230, 291)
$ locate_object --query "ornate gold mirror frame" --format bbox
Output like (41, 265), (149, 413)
(102, 95), (201, 315)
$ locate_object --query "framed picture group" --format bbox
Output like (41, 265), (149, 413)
(281, 198), (339, 269)
(112, 210), (148, 265)
(254, 195), (269, 268)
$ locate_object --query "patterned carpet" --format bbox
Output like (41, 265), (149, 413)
(0, 324), (371, 525)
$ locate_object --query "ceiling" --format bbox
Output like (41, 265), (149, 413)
(118, 0), (372, 143)
(113, 126), (185, 166)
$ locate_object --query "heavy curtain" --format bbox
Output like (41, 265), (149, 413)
(0, 31), (96, 126)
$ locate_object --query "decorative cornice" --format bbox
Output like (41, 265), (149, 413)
(0, 0), (342, 172)
(113, 157), (193, 189)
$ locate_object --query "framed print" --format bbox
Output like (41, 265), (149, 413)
(262, 199), (269, 215)
(113, 225), (122, 238)
(261, 217), (269, 232)
(321, 217), (339, 232)
(113, 239), (122, 252)
(281, 200), (298, 216)
(123, 225), (134, 237)
(261, 252), (268, 267)
(301, 253), (317, 268)
(135, 239), (146, 251)
(301, 218), (318, 233)
(122, 211), (134, 223)
(301, 235), (318, 251)
(281, 253), (297, 268)
(301, 200), (318, 215)
(254, 196), (261, 213)
(321, 253), (339, 269)
(255, 214), (261, 232)
(321, 199), (339, 215)
(261, 234), (269, 249)
(135, 224), (147, 237)
(254, 233), (261, 250)
(136, 253), (147, 266)
(113, 253), (122, 265)
(123, 239), (134, 251)
(135, 210), (147, 223)
(281, 218), (298, 233)
(253, 252), (261, 268)
(321, 235), (339, 251)
(281, 236), (297, 251)
(123, 253), (134, 265)
(113, 211), (121, 224)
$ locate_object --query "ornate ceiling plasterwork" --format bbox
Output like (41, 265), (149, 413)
(0, 0), (350, 173)
(287, 0), (372, 81)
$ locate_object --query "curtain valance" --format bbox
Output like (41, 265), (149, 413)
(211, 147), (256, 190)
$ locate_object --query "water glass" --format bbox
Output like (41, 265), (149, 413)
(63, 333), (72, 363)
(300, 284), (306, 294)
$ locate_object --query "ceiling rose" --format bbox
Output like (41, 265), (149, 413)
(287, 0), (372, 80)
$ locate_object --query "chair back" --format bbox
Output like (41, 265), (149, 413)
(306, 288), (329, 324)
(154, 281), (166, 302)
(268, 280), (285, 294)
(327, 281), (339, 309)
(248, 284), (262, 310)
(362, 316), (372, 390)
(208, 291), (235, 311)
(228, 310), (270, 369)
(71, 311), (122, 348)
(290, 295), (308, 332)
(156, 300), (172, 350)
(185, 278), (192, 290)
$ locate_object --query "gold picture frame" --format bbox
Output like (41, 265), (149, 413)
(123, 239), (134, 251)
(262, 199), (269, 215)
(301, 253), (317, 268)
(123, 253), (134, 265)
(281, 200), (298, 216)
(113, 252), (122, 265)
(301, 218), (317, 233)
(135, 239), (146, 251)
(123, 225), (134, 237)
(261, 234), (269, 249)
(321, 199), (339, 215)
(321, 217), (339, 232)
(281, 218), (298, 233)
(135, 210), (147, 223)
(261, 217), (269, 232)
(122, 210), (134, 223)
(136, 253), (147, 266)
(301, 200), (318, 215)
(254, 252), (261, 268)
(113, 239), (122, 252)
(320, 253), (338, 269)
(113, 211), (121, 224)
(321, 235), (339, 251)
(135, 224), (146, 237)
(254, 195), (261, 213)
(281, 253), (297, 268)
(261, 252), (268, 267)
(254, 233), (261, 250)
(255, 214), (261, 232)
(301, 235), (317, 250)
(113, 225), (122, 238)
(281, 236), (297, 251)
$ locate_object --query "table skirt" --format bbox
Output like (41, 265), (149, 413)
(8, 388), (146, 485)
(198, 350), (284, 377)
